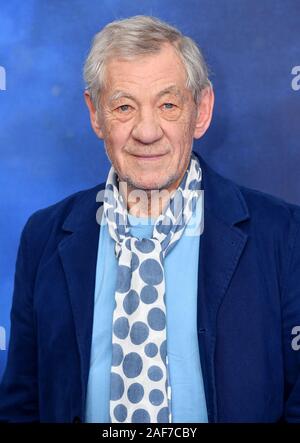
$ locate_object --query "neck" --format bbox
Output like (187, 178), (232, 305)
(119, 182), (176, 218)
(118, 172), (192, 218)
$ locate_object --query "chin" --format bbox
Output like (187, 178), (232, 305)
(125, 175), (178, 192)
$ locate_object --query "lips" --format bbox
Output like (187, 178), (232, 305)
(131, 153), (167, 160)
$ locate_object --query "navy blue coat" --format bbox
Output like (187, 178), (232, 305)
(1, 152), (300, 422)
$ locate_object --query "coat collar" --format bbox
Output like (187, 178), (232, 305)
(58, 151), (250, 420)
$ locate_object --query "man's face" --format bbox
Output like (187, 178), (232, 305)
(85, 43), (214, 192)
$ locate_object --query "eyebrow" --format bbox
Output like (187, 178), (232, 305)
(109, 85), (184, 104)
(109, 91), (135, 103)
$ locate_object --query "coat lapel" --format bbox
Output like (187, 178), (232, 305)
(195, 153), (250, 422)
(58, 184), (104, 414)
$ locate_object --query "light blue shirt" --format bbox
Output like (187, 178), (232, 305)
(85, 201), (208, 423)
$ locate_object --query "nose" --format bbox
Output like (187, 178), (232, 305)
(131, 107), (163, 144)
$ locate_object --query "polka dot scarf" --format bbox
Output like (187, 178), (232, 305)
(103, 152), (202, 423)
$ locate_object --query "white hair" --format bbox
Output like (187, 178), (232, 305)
(83, 15), (212, 108)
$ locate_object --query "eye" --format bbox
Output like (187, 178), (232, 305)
(117, 104), (132, 112)
(162, 103), (175, 110)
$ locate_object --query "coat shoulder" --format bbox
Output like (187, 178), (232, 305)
(238, 183), (300, 229)
(18, 183), (105, 277)
(24, 183), (105, 237)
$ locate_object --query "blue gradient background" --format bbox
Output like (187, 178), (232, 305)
(0, 0), (299, 377)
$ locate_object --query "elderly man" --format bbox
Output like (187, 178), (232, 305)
(0, 15), (300, 424)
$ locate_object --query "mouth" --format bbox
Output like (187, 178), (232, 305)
(131, 153), (168, 161)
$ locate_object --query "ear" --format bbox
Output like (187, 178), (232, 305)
(193, 86), (214, 139)
(84, 91), (104, 139)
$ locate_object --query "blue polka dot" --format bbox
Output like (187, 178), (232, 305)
(148, 365), (163, 382)
(114, 404), (127, 422)
(135, 238), (155, 253)
(115, 211), (125, 225)
(189, 195), (198, 213)
(145, 343), (158, 358)
(156, 217), (172, 234)
(117, 222), (126, 236)
(132, 409), (150, 423)
(140, 285), (158, 304)
(160, 340), (167, 364)
(170, 193), (183, 217)
(149, 389), (164, 406)
(147, 308), (166, 331)
(113, 317), (129, 339)
(116, 265), (131, 293)
(139, 259), (163, 285)
(188, 179), (198, 190)
(130, 322), (149, 345)
(131, 252), (140, 271)
(127, 383), (144, 404)
(125, 238), (131, 250)
(157, 407), (169, 423)
(112, 343), (123, 366)
(123, 352), (143, 378)
(110, 373), (124, 400)
(123, 290), (139, 315)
